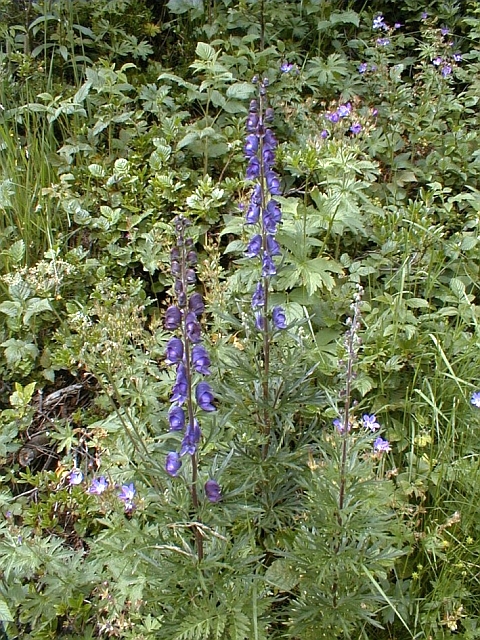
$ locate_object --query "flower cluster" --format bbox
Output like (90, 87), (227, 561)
(244, 78), (286, 332)
(67, 471), (136, 511)
(333, 413), (390, 453)
(163, 215), (221, 502)
(322, 101), (364, 138)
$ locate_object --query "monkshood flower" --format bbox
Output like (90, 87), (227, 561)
(470, 391), (480, 408)
(166, 451), (182, 476)
(68, 469), (83, 485)
(362, 414), (381, 431)
(243, 78), (286, 333)
(205, 479), (222, 503)
(88, 476), (109, 495)
(164, 215), (216, 493)
(373, 437), (391, 453)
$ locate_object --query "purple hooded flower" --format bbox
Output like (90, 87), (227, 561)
(263, 199), (282, 233)
(272, 306), (287, 329)
(189, 292), (205, 317)
(165, 337), (184, 365)
(205, 479), (222, 502)
(88, 476), (109, 495)
(266, 171), (281, 195)
(266, 234), (281, 256)
(263, 129), (278, 150)
(171, 362), (188, 404)
(246, 202), (260, 224)
(246, 157), (261, 180)
(245, 234), (262, 258)
(168, 405), (185, 431)
(244, 134), (259, 157)
(165, 305), (182, 330)
(180, 419), (202, 456)
(185, 312), (202, 343)
(246, 112), (259, 132)
(255, 311), (265, 331)
(252, 282), (265, 309)
(196, 382), (216, 412)
(192, 345), (211, 375)
(166, 452), (182, 476)
(262, 253), (277, 277)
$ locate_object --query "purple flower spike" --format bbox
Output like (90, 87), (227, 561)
(470, 391), (480, 408)
(171, 362), (188, 404)
(192, 345), (211, 375)
(168, 405), (185, 431)
(252, 283), (265, 309)
(196, 382), (216, 412)
(166, 452), (182, 476)
(68, 469), (83, 485)
(165, 305), (182, 330)
(373, 437), (391, 453)
(272, 306), (287, 329)
(165, 337), (184, 365)
(88, 476), (109, 495)
(362, 414), (381, 431)
(205, 479), (222, 503)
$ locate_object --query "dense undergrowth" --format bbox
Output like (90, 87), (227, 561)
(1, 0), (480, 638)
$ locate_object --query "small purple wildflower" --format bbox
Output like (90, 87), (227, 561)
(88, 476), (109, 495)
(180, 420), (202, 456)
(358, 62), (368, 74)
(394, 22), (402, 29)
(373, 437), (391, 453)
(118, 483), (136, 510)
(376, 37), (390, 46)
(350, 123), (362, 135)
(320, 129), (329, 139)
(362, 414), (381, 431)
(337, 103), (351, 118)
(68, 469), (83, 485)
(440, 26), (450, 36)
(441, 64), (452, 77)
(326, 111), (340, 123)
(373, 15), (386, 30)
(333, 418), (348, 434)
(453, 52), (462, 62)
(421, 11), (428, 20)
(470, 391), (480, 408)
(280, 61), (294, 73)
(433, 56), (443, 66)
(205, 479), (222, 503)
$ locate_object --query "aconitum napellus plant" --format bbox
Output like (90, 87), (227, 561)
(163, 215), (220, 558)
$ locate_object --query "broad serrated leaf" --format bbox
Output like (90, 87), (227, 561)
(195, 41), (216, 61)
(0, 598), (14, 622)
(0, 301), (21, 318)
(226, 82), (256, 100)
(23, 298), (53, 325)
(449, 277), (466, 299)
(7, 239), (25, 263)
(330, 10), (360, 25)
(88, 163), (105, 177)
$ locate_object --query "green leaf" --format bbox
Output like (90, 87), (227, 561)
(88, 163), (105, 178)
(7, 239), (25, 264)
(265, 558), (299, 591)
(167, 0), (204, 16)
(226, 82), (256, 100)
(0, 301), (21, 319)
(0, 598), (14, 622)
(195, 41), (216, 61)
(23, 298), (53, 325)
(330, 10), (360, 26)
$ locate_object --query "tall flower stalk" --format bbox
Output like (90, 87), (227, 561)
(244, 78), (286, 459)
(164, 215), (218, 562)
